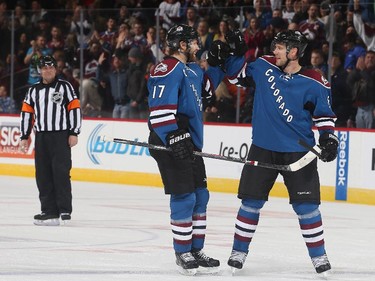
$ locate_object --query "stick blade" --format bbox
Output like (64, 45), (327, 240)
(100, 135), (113, 142)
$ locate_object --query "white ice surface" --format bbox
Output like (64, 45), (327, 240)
(0, 175), (374, 281)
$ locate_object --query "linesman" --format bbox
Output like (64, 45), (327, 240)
(19, 55), (82, 226)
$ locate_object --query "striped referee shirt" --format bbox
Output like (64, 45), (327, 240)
(20, 78), (82, 139)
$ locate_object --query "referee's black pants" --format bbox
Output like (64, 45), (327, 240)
(35, 131), (72, 216)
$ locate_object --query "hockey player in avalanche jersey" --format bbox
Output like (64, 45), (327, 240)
(206, 30), (339, 275)
(147, 24), (223, 275)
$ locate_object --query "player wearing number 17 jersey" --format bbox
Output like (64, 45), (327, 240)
(147, 24), (223, 275)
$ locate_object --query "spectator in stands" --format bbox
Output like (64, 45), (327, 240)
(0, 85), (16, 114)
(319, 1), (338, 46)
(115, 23), (134, 55)
(253, 0), (273, 30)
(29, 0), (49, 30)
(0, 16), (26, 62)
(329, 52), (352, 127)
(347, 50), (375, 128)
(159, 27), (168, 55)
(97, 51), (128, 119)
(343, 32), (366, 72)
(14, 4), (29, 28)
(31, 17), (51, 41)
(131, 21), (148, 54)
(47, 25), (65, 52)
(196, 19), (214, 59)
(24, 34), (52, 85)
(126, 47), (148, 119)
(310, 49), (328, 78)
(352, 1), (375, 52)
(214, 20), (229, 42)
(16, 32), (29, 64)
(282, 0), (295, 24)
(198, 0), (215, 19)
(55, 58), (80, 95)
(69, 5), (93, 48)
(80, 41), (102, 117)
(116, 5), (131, 25)
(63, 32), (79, 69)
(146, 26), (164, 63)
(157, 0), (181, 30)
(288, 21), (299, 31)
(243, 16), (266, 62)
(332, 9), (348, 50)
(348, 0), (375, 25)
(185, 6), (200, 29)
(291, 0), (304, 25)
(298, 4), (326, 48)
(0, 0), (7, 30)
(99, 16), (118, 53)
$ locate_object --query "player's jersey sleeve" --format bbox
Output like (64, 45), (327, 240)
(225, 55), (256, 88)
(147, 58), (183, 145)
(300, 69), (337, 135)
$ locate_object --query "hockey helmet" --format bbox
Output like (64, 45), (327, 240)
(271, 30), (308, 58)
(38, 55), (57, 68)
(166, 24), (199, 51)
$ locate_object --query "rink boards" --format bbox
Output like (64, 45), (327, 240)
(1, 116), (374, 205)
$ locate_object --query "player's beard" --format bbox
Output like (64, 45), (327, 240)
(187, 51), (197, 62)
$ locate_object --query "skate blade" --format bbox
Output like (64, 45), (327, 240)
(60, 220), (70, 226)
(318, 270), (330, 280)
(230, 266), (241, 276)
(177, 267), (197, 276)
(34, 218), (60, 226)
(197, 266), (220, 275)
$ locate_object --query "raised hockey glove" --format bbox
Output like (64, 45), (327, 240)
(225, 29), (248, 56)
(206, 40), (231, 67)
(319, 132), (339, 162)
(167, 129), (194, 160)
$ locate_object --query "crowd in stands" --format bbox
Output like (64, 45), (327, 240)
(0, 0), (374, 128)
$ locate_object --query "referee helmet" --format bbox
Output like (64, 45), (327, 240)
(37, 55), (57, 74)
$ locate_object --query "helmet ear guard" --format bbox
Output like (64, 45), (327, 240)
(271, 30), (308, 58)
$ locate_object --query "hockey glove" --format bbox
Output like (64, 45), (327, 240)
(318, 132), (339, 162)
(167, 129), (194, 160)
(225, 29), (248, 56)
(206, 40), (231, 67)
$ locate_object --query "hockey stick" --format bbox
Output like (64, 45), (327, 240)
(101, 136), (320, 172)
(298, 139), (322, 159)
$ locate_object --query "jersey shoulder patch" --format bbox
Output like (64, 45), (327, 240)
(300, 68), (330, 87)
(150, 57), (181, 78)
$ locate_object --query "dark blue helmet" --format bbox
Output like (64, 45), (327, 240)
(166, 24), (199, 51)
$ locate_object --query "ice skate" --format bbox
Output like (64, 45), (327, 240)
(175, 252), (198, 276)
(192, 250), (220, 274)
(60, 213), (71, 225)
(34, 213), (60, 226)
(227, 250), (247, 274)
(312, 253), (331, 277)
